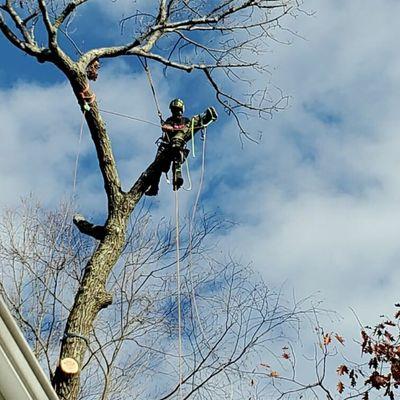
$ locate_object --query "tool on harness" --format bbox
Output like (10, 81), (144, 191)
(145, 99), (217, 196)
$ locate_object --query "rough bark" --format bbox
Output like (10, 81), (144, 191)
(52, 213), (127, 399)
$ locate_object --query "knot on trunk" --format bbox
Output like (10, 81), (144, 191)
(96, 290), (113, 310)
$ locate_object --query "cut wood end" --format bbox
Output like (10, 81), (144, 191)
(60, 357), (79, 374)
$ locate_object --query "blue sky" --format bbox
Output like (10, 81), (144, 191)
(2, 0), (400, 375)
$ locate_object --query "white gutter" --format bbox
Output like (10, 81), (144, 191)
(0, 295), (59, 400)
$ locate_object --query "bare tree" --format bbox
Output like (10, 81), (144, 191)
(0, 200), (311, 399)
(247, 308), (400, 400)
(0, 1), (304, 398)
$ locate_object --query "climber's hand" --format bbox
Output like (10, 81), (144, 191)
(161, 123), (174, 133)
(208, 106), (218, 121)
(202, 107), (218, 125)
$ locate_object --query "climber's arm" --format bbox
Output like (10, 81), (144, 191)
(191, 107), (218, 133)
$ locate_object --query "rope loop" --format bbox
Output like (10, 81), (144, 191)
(79, 84), (96, 111)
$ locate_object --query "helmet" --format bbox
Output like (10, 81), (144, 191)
(169, 98), (185, 113)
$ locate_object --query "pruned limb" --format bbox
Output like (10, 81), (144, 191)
(73, 214), (106, 241)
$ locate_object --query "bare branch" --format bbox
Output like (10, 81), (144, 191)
(54, 0), (89, 29)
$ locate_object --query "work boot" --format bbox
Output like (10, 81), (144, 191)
(173, 163), (183, 191)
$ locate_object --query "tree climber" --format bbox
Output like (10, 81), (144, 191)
(145, 98), (218, 196)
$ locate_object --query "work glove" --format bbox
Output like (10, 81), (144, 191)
(201, 107), (218, 125)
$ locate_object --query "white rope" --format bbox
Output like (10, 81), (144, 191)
(174, 190), (184, 400)
(191, 118), (195, 157)
(73, 111), (85, 194)
(47, 110), (85, 276)
(183, 157), (192, 191)
(187, 129), (208, 340)
(186, 130), (235, 397)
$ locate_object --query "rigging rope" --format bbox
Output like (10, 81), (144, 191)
(187, 129), (208, 340)
(98, 108), (160, 128)
(174, 189), (184, 400)
(191, 118), (195, 157)
(183, 157), (192, 191)
(73, 111), (86, 194)
(48, 110), (86, 283)
(172, 128), (208, 399)
(188, 130), (234, 400)
(185, 129), (235, 398)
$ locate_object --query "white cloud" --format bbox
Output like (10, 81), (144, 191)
(1, 0), (400, 363)
(200, 0), (400, 335)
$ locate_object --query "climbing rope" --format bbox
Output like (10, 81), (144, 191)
(138, 57), (164, 123)
(172, 127), (209, 399)
(174, 189), (184, 400)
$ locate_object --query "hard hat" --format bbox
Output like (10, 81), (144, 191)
(169, 98), (185, 112)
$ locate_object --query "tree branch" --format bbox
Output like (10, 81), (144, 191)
(0, 9), (45, 58)
(1, 1), (34, 45)
(54, 0), (90, 30)
(37, 0), (57, 49)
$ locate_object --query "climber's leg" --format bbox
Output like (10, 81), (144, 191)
(145, 168), (163, 196)
(172, 161), (184, 191)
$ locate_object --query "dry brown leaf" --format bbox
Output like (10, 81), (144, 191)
(337, 365), (349, 376)
(335, 333), (345, 345)
(323, 333), (332, 346)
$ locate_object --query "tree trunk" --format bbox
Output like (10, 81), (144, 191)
(52, 212), (128, 399)
(50, 60), (203, 398)
(51, 70), (136, 399)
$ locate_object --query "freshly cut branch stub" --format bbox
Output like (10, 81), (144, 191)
(60, 357), (79, 375)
